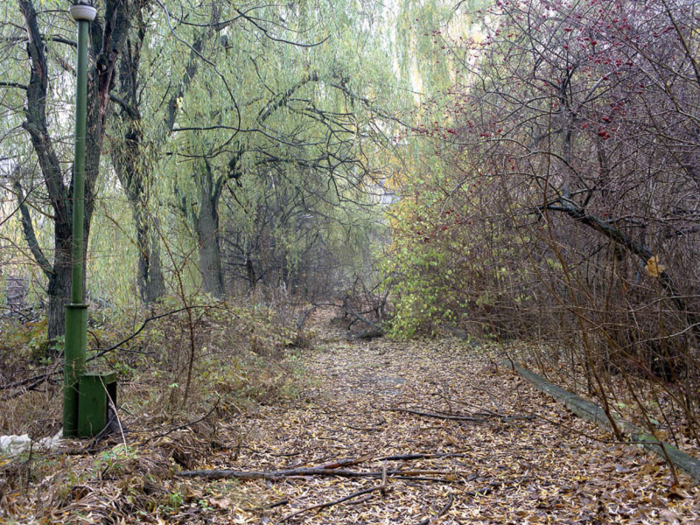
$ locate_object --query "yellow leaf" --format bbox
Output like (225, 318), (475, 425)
(646, 256), (665, 277)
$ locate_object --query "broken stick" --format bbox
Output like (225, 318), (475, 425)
(415, 492), (455, 525)
(281, 484), (388, 521)
(178, 466), (467, 481)
(385, 407), (484, 422)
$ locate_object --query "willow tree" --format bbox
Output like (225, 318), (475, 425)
(1, 0), (132, 338)
(108, 0), (254, 304)
(109, 6), (166, 305)
(162, 0), (403, 298)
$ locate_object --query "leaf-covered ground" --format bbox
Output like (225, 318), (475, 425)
(168, 329), (699, 524)
(2, 318), (699, 524)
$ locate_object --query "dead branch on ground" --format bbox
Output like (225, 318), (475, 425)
(280, 484), (388, 522)
(178, 466), (469, 481)
(384, 406), (485, 422)
(415, 492), (454, 525)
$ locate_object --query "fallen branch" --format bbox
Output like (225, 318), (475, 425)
(378, 452), (472, 461)
(280, 484), (387, 522)
(318, 454), (373, 470)
(391, 475), (457, 483)
(350, 329), (384, 340)
(1, 376), (51, 401)
(347, 310), (382, 332)
(0, 362), (61, 393)
(346, 494), (373, 505)
(304, 302), (383, 331)
(415, 492), (454, 525)
(295, 306), (317, 332)
(385, 407), (484, 422)
(178, 466), (468, 481)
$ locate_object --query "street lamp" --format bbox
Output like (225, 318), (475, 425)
(63, 0), (96, 438)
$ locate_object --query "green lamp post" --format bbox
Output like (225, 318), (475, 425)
(63, 0), (96, 438)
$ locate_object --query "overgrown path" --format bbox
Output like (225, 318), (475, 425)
(181, 331), (699, 524)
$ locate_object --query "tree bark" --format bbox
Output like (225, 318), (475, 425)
(46, 252), (72, 340)
(133, 202), (166, 304)
(141, 217), (166, 304)
(245, 257), (256, 290)
(196, 174), (226, 298)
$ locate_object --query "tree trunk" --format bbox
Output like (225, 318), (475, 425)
(47, 251), (71, 341)
(246, 257), (256, 290)
(114, 147), (167, 305)
(136, 211), (166, 304)
(14, 177), (72, 341)
(112, 20), (167, 306)
(197, 190), (225, 298)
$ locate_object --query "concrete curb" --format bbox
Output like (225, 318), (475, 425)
(509, 361), (700, 483)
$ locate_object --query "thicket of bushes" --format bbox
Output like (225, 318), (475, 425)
(386, 0), (700, 445)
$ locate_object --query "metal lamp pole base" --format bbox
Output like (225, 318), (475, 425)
(62, 304), (88, 436)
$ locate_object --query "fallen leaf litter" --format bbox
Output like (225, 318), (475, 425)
(3, 317), (699, 524)
(172, 327), (700, 524)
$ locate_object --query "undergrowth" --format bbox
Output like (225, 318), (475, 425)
(0, 298), (313, 522)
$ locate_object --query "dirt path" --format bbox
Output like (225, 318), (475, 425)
(179, 332), (699, 524)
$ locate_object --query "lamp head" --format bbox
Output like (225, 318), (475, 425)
(69, 0), (97, 22)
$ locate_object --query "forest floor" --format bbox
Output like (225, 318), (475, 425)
(2, 314), (700, 524)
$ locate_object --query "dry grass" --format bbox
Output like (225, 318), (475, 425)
(0, 299), (312, 522)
